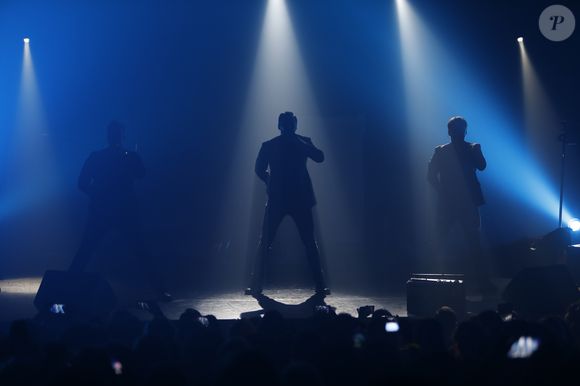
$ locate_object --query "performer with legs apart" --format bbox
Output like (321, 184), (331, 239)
(246, 112), (329, 296)
(70, 121), (170, 302)
(427, 116), (494, 294)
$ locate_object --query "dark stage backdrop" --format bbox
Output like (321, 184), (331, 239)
(0, 0), (578, 293)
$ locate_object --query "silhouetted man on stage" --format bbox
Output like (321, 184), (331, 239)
(69, 121), (170, 301)
(428, 116), (492, 293)
(247, 112), (329, 296)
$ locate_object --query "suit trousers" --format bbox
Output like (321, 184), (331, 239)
(436, 202), (489, 287)
(250, 203), (326, 291)
(69, 205), (164, 295)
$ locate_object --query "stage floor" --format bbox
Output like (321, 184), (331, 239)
(157, 289), (409, 320)
(0, 277), (504, 323)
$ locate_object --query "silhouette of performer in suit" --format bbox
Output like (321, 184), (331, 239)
(428, 116), (492, 292)
(247, 112), (329, 296)
(69, 121), (169, 301)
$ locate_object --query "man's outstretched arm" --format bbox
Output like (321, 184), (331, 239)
(471, 143), (487, 171)
(255, 144), (270, 183)
(297, 136), (324, 163)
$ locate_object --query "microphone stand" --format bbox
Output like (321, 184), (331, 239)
(558, 122), (571, 228)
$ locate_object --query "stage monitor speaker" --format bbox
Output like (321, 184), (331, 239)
(34, 270), (117, 318)
(407, 274), (466, 317)
(502, 265), (579, 318)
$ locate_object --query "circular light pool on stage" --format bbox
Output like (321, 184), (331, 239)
(568, 218), (580, 232)
(23, 37), (30, 44)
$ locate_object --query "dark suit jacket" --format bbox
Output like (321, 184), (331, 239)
(78, 146), (145, 211)
(427, 141), (486, 207)
(255, 134), (324, 208)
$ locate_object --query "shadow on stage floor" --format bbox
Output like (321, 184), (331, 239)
(0, 277), (506, 325)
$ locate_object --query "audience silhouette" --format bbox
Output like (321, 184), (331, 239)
(2, 301), (580, 386)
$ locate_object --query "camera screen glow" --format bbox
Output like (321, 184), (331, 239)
(385, 321), (400, 333)
(508, 336), (540, 358)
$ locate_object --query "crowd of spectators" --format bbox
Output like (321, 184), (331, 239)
(1, 300), (580, 386)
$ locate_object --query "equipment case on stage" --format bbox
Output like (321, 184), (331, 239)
(406, 273), (466, 317)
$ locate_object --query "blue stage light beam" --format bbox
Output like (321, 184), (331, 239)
(221, 0), (321, 255)
(1, 35), (50, 218)
(518, 37), (559, 146)
(10, 35), (55, 212)
(395, 0), (448, 260)
(0, 36), (76, 273)
(395, 0), (572, 242)
(1, 38), (72, 229)
(219, 0), (354, 288)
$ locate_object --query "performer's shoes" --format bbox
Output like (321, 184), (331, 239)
(244, 287), (263, 296)
(315, 287), (331, 296)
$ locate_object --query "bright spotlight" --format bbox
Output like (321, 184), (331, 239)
(517, 37), (524, 43)
(569, 218), (580, 232)
(23, 37), (30, 44)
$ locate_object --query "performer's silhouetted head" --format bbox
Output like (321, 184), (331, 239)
(278, 112), (297, 135)
(107, 121), (125, 147)
(447, 116), (467, 142)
